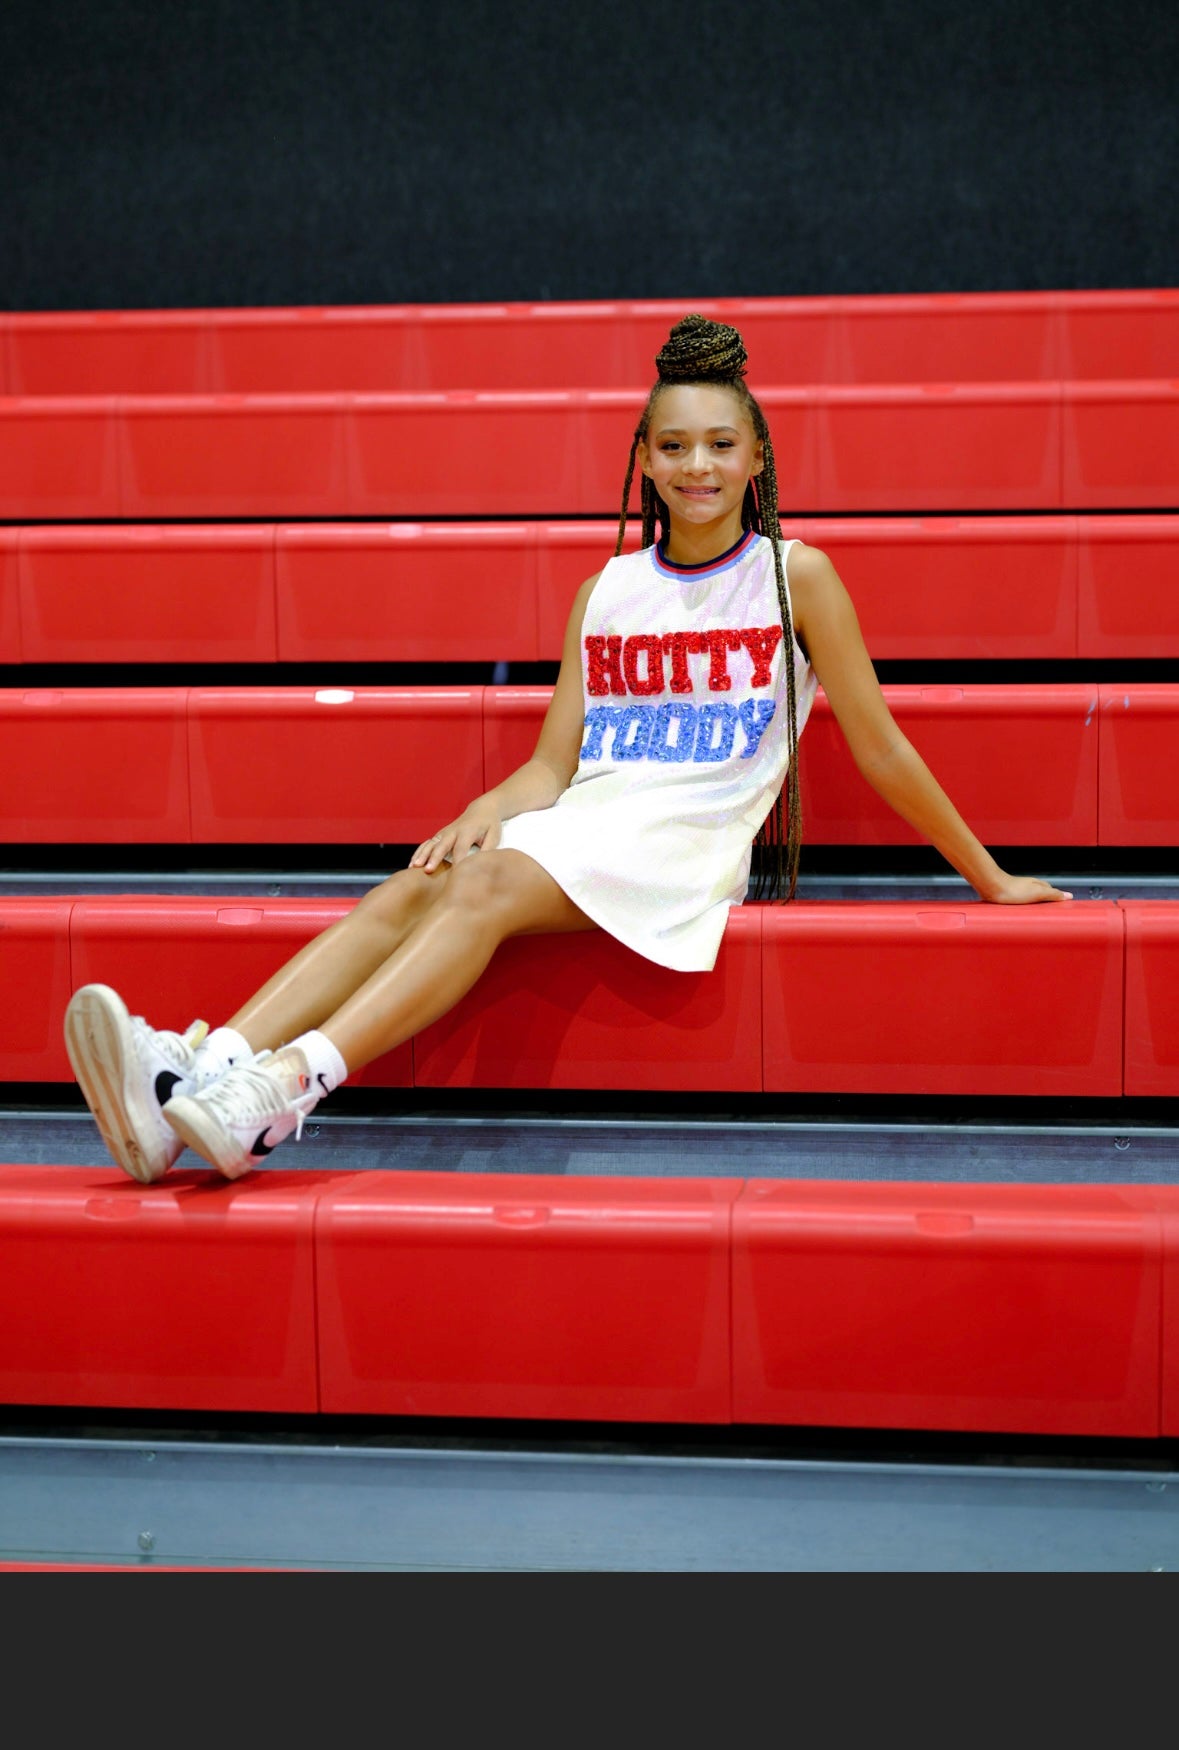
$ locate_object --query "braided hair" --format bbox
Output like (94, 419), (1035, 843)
(614, 313), (803, 902)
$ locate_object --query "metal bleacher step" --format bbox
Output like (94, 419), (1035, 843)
(4, 1105), (1178, 1186)
(3, 867), (1179, 901)
(2, 1429), (1178, 1571)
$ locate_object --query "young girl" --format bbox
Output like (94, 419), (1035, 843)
(65, 314), (1071, 1183)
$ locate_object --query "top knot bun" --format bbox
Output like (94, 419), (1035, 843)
(655, 314), (749, 384)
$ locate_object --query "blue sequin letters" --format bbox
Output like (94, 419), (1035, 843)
(581, 699), (776, 764)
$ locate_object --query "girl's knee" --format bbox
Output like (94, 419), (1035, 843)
(438, 848), (518, 915)
(355, 864), (445, 925)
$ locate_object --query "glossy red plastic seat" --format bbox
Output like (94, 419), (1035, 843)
(7, 515), (1179, 665)
(1123, 902), (1179, 1097)
(67, 895), (412, 1088)
(275, 522), (539, 662)
(731, 1180), (1162, 1435)
(803, 515), (1077, 660)
(1059, 289), (1179, 379)
(825, 292), (1065, 383)
(0, 398), (120, 519)
(0, 1165), (1174, 1432)
(20, 525), (277, 663)
(2, 380), (1177, 517)
(413, 906), (763, 1092)
(6, 290), (1176, 392)
(535, 520), (643, 656)
(1158, 1187), (1179, 1437)
(0, 1166), (323, 1411)
(349, 391), (601, 516)
(315, 1172), (739, 1420)
(2, 683), (1176, 849)
(0, 899), (74, 1080)
(187, 686), (485, 844)
(1077, 516), (1179, 659)
(213, 307), (413, 392)
(1098, 685), (1179, 846)
(0, 529), (18, 662)
(0, 892), (1144, 1098)
(487, 684), (1102, 848)
(762, 901), (1123, 1097)
(798, 684), (1099, 846)
(1063, 380), (1179, 508)
(120, 393), (350, 518)
(817, 381), (1062, 511)
(0, 688), (189, 842)
(4, 311), (212, 395)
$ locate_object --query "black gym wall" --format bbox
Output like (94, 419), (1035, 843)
(1, 0), (1176, 311)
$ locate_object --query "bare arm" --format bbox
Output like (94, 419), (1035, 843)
(410, 572), (598, 872)
(788, 543), (1071, 904)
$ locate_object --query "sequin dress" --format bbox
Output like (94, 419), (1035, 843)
(496, 532), (818, 971)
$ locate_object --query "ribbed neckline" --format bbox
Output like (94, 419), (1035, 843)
(652, 528), (759, 578)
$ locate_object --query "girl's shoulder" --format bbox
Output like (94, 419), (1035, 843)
(781, 540), (861, 660)
(783, 536), (827, 579)
(784, 537), (840, 600)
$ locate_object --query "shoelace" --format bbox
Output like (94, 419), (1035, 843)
(133, 1015), (209, 1077)
(193, 1056), (315, 1141)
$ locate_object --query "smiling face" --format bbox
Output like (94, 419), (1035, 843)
(637, 383), (764, 554)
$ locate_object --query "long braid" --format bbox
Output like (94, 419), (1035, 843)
(749, 424), (803, 901)
(615, 440), (663, 553)
(615, 315), (803, 902)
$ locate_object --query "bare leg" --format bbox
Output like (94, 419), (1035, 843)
(314, 849), (595, 1074)
(155, 850), (593, 1180)
(225, 864), (451, 1050)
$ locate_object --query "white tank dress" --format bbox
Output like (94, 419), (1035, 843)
(497, 531), (818, 972)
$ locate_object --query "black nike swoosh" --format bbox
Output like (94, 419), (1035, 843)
(155, 1070), (183, 1107)
(316, 1073), (330, 1097)
(251, 1128), (277, 1158)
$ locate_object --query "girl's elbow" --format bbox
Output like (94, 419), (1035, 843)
(853, 736), (908, 787)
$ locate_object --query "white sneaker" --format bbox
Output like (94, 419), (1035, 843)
(64, 983), (214, 1184)
(162, 1045), (319, 1180)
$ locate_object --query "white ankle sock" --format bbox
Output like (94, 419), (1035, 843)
(192, 1025), (254, 1085)
(287, 1030), (349, 1100)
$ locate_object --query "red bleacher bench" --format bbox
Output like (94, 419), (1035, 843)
(187, 686), (486, 845)
(1124, 902), (1179, 1097)
(730, 1181), (1165, 1436)
(67, 896), (413, 1089)
(5, 383), (1179, 518)
(2, 309), (215, 396)
(1099, 685), (1179, 846)
(799, 685), (1099, 846)
(275, 522), (543, 662)
(0, 397), (121, 520)
(801, 515), (1077, 660)
(413, 906), (763, 1092)
(0, 682), (1176, 848)
(816, 380), (1061, 511)
(0, 688), (189, 842)
(6, 516), (1179, 664)
(485, 683), (1103, 848)
(316, 1173), (738, 1421)
(761, 901), (1123, 1098)
(1, 1165), (1178, 1435)
(4, 290), (1177, 392)
(0, 1165), (322, 1412)
(0, 894), (1132, 1098)
(0, 898), (74, 1081)
(1076, 515), (1179, 659)
(1063, 379), (1179, 508)
(18, 525), (278, 664)
(0, 529), (18, 663)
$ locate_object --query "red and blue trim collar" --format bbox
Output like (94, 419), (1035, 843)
(651, 528), (760, 580)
